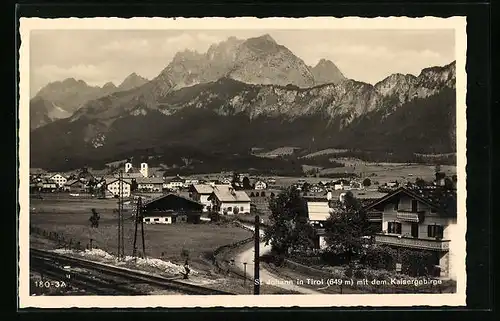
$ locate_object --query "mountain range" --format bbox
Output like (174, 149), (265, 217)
(29, 34), (456, 171)
(30, 73), (149, 130)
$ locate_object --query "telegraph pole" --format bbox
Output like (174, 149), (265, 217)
(117, 171), (121, 259)
(120, 170), (125, 258)
(133, 197), (146, 259)
(254, 215), (260, 295)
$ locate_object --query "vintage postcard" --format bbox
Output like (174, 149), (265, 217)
(18, 16), (467, 308)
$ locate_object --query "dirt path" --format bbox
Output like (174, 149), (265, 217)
(234, 223), (322, 294)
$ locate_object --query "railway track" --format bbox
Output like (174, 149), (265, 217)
(31, 248), (233, 295)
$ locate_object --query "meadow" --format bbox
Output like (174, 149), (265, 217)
(29, 195), (252, 273)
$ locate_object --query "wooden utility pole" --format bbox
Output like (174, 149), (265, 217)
(254, 215), (260, 295)
(133, 197), (146, 259)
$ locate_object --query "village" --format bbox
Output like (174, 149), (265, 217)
(29, 157), (458, 295)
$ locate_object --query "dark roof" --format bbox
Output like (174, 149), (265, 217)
(362, 187), (439, 211)
(143, 193), (204, 212)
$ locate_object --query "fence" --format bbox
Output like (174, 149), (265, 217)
(30, 225), (88, 251)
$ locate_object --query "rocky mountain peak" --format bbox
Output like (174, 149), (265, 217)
(118, 72), (149, 91)
(311, 59), (346, 85)
(103, 81), (117, 89)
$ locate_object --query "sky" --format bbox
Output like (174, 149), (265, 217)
(30, 29), (455, 97)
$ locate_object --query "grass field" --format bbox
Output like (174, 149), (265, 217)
(29, 195), (252, 273)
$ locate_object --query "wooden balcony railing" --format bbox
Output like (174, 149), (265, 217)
(374, 233), (450, 251)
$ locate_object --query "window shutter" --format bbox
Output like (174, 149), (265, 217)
(428, 225), (432, 237)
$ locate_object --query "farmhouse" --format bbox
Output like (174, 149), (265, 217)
(142, 193), (203, 224)
(64, 179), (87, 193)
(136, 177), (163, 192)
(105, 177), (131, 198)
(47, 173), (67, 188)
(209, 186), (251, 215)
(164, 175), (185, 190)
(363, 187), (457, 279)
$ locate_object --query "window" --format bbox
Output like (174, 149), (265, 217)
(387, 222), (402, 234)
(154, 218), (160, 222)
(261, 192), (266, 197)
(240, 206), (244, 212)
(394, 200), (399, 211)
(227, 207), (232, 211)
(411, 200), (418, 212)
(427, 225), (444, 239)
(145, 218), (150, 222)
(430, 208), (437, 214)
(411, 223), (419, 238)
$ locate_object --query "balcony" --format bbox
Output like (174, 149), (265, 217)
(366, 211), (382, 222)
(396, 210), (425, 223)
(374, 233), (450, 251)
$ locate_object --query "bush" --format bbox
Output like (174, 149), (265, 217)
(353, 269), (365, 279)
(360, 245), (397, 270)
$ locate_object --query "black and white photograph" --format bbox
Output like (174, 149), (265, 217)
(18, 17), (467, 308)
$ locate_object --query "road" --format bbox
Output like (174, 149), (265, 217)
(234, 223), (321, 294)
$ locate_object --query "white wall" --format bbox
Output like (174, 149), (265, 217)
(219, 202), (251, 215)
(143, 216), (172, 224)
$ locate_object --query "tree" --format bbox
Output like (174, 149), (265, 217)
(264, 187), (316, 256)
(231, 172), (240, 189)
(415, 177), (426, 188)
(323, 191), (376, 263)
(362, 178), (372, 187)
(242, 176), (252, 189)
(302, 182), (311, 193)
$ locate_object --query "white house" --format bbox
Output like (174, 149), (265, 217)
(208, 186), (251, 215)
(190, 184), (226, 212)
(136, 177), (163, 192)
(254, 180), (267, 190)
(41, 180), (58, 191)
(363, 187), (457, 279)
(164, 175), (185, 190)
(105, 177), (131, 198)
(305, 198), (334, 250)
(49, 173), (67, 188)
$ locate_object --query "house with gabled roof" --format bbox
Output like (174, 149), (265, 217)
(189, 184), (228, 212)
(141, 193), (204, 224)
(208, 185), (251, 215)
(363, 187), (457, 279)
(136, 177), (163, 192)
(104, 176), (132, 198)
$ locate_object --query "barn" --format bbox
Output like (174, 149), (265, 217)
(142, 193), (204, 224)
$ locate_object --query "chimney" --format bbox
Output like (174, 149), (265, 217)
(125, 162), (132, 173)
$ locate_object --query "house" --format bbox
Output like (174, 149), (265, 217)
(105, 177), (131, 198)
(363, 187), (457, 279)
(184, 178), (200, 185)
(305, 196), (335, 250)
(189, 184), (227, 212)
(49, 173), (67, 188)
(208, 186), (251, 215)
(254, 180), (267, 190)
(64, 179), (87, 193)
(142, 193), (204, 224)
(136, 177), (164, 192)
(164, 175), (185, 190)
